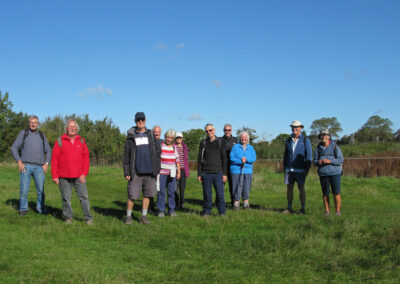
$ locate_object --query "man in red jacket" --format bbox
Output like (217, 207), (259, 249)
(51, 119), (93, 225)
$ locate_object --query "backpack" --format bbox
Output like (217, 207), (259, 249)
(57, 136), (85, 147)
(19, 129), (45, 155)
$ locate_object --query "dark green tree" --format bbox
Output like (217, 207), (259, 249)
(182, 128), (206, 160)
(355, 115), (393, 142)
(310, 117), (342, 138)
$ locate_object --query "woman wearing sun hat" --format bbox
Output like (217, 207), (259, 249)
(313, 129), (344, 216)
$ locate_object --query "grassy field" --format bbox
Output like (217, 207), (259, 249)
(0, 163), (399, 283)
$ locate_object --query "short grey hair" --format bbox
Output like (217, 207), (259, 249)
(65, 120), (80, 133)
(239, 131), (250, 143)
(29, 115), (39, 123)
(164, 128), (176, 139)
(223, 123), (232, 129)
(153, 125), (161, 131)
(204, 123), (214, 131)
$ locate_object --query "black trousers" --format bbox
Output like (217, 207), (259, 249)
(175, 171), (187, 209)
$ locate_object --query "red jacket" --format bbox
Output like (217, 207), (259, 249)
(51, 134), (90, 179)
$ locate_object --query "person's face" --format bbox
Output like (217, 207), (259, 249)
(205, 126), (215, 139)
(153, 127), (161, 139)
(291, 126), (302, 138)
(241, 134), (248, 145)
(224, 126), (232, 138)
(67, 121), (78, 137)
(29, 118), (39, 131)
(165, 135), (174, 145)
(321, 134), (330, 143)
(136, 118), (146, 129)
(175, 137), (183, 144)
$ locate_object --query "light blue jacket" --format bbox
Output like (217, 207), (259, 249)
(313, 141), (344, 176)
(230, 144), (257, 174)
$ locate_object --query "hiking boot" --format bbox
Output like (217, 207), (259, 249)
(300, 209), (306, 215)
(202, 213), (211, 219)
(219, 213), (228, 218)
(140, 215), (151, 225)
(335, 211), (341, 216)
(86, 220), (94, 225)
(324, 211), (330, 217)
(125, 216), (133, 225)
(169, 212), (178, 217)
(232, 205), (239, 211)
(19, 210), (28, 217)
(65, 218), (73, 224)
(282, 209), (292, 214)
(158, 212), (165, 218)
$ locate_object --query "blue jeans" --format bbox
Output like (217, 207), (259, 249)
(201, 172), (226, 215)
(19, 164), (45, 213)
(157, 174), (176, 213)
(231, 173), (252, 201)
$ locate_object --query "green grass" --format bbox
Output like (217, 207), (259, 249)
(0, 163), (399, 283)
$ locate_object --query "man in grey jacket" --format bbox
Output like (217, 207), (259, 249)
(11, 115), (52, 216)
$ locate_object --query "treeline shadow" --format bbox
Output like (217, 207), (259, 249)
(5, 199), (64, 220)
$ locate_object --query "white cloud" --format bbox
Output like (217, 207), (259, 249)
(78, 85), (113, 100)
(153, 43), (168, 51)
(211, 79), (221, 89)
(188, 113), (202, 121)
(176, 43), (184, 49)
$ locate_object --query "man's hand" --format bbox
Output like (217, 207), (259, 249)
(223, 175), (227, 183)
(198, 176), (202, 182)
(53, 178), (59, 184)
(303, 170), (309, 177)
(42, 163), (48, 173)
(17, 160), (25, 173)
(79, 175), (86, 183)
(323, 159), (331, 164)
(125, 176), (131, 181)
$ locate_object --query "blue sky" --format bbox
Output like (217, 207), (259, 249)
(1, 0), (399, 140)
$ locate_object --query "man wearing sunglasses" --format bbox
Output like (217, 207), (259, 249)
(123, 112), (161, 225)
(222, 123), (237, 207)
(197, 123), (227, 217)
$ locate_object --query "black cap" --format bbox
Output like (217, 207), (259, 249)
(135, 112), (146, 121)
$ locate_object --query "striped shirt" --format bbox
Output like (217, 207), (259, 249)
(176, 144), (185, 170)
(160, 142), (179, 175)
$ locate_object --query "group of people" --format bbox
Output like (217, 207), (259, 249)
(11, 112), (343, 225)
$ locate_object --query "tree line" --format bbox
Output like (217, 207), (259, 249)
(1, 91), (399, 164)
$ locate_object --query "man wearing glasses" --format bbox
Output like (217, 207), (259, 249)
(222, 123), (237, 207)
(123, 112), (161, 225)
(197, 123), (227, 217)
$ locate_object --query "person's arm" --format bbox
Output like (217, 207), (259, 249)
(51, 141), (60, 184)
(42, 135), (52, 173)
(304, 138), (312, 172)
(197, 142), (203, 182)
(329, 145), (344, 166)
(221, 141), (227, 176)
(229, 145), (242, 165)
(313, 146), (320, 166)
(11, 131), (25, 172)
(283, 142), (288, 170)
(123, 139), (131, 180)
(245, 145), (257, 164)
(80, 138), (90, 183)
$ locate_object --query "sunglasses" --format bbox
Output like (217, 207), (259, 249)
(206, 129), (214, 133)
(136, 118), (145, 122)
(224, 129), (232, 132)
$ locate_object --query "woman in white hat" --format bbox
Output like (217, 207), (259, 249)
(282, 120), (312, 214)
(313, 129), (344, 216)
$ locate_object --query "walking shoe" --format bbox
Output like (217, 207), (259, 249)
(243, 205), (251, 210)
(158, 212), (165, 218)
(125, 216), (133, 225)
(282, 209), (292, 214)
(86, 220), (94, 225)
(169, 212), (178, 217)
(19, 210), (28, 217)
(300, 209), (306, 215)
(140, 215), (151, 225)
(232, 206), (239, 211)
(219, 214), (228, 218)
(324, 211), (330, 217)
(65, 218), (73, 224)
(335, 211), (341, 216)
(202, 213), (211, 219)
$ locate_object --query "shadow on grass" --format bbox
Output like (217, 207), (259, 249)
(5, 198), (64, 220)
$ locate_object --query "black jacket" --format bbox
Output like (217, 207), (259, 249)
(123, 127), (161, 177)
(197, 137), (227, 176)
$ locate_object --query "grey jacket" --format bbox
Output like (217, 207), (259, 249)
(11, 129), (52, 165)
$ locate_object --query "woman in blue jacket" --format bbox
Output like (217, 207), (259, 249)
(230, 132), (257, 210)
(313, 129), (344, 216)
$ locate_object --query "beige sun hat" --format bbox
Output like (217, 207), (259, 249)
(290, 120), (304, 128)
(176, 132), (183, 138)
(318, 129), (331, 139)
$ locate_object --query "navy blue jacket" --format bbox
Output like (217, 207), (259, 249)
(283, 135), (312, 172)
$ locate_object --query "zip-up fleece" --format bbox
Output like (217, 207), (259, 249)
(229, 143), (257, 174)
(283, 134), (312, 172)
(313, 141), (344, 176)
(51, 134), (90, 179)
(123, 127), (161, 177)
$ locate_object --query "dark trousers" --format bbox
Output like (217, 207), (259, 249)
(201, 172), (226, 215)
(175, 171), (187, 209)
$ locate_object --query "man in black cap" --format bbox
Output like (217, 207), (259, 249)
(123, 112), (161, 225)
